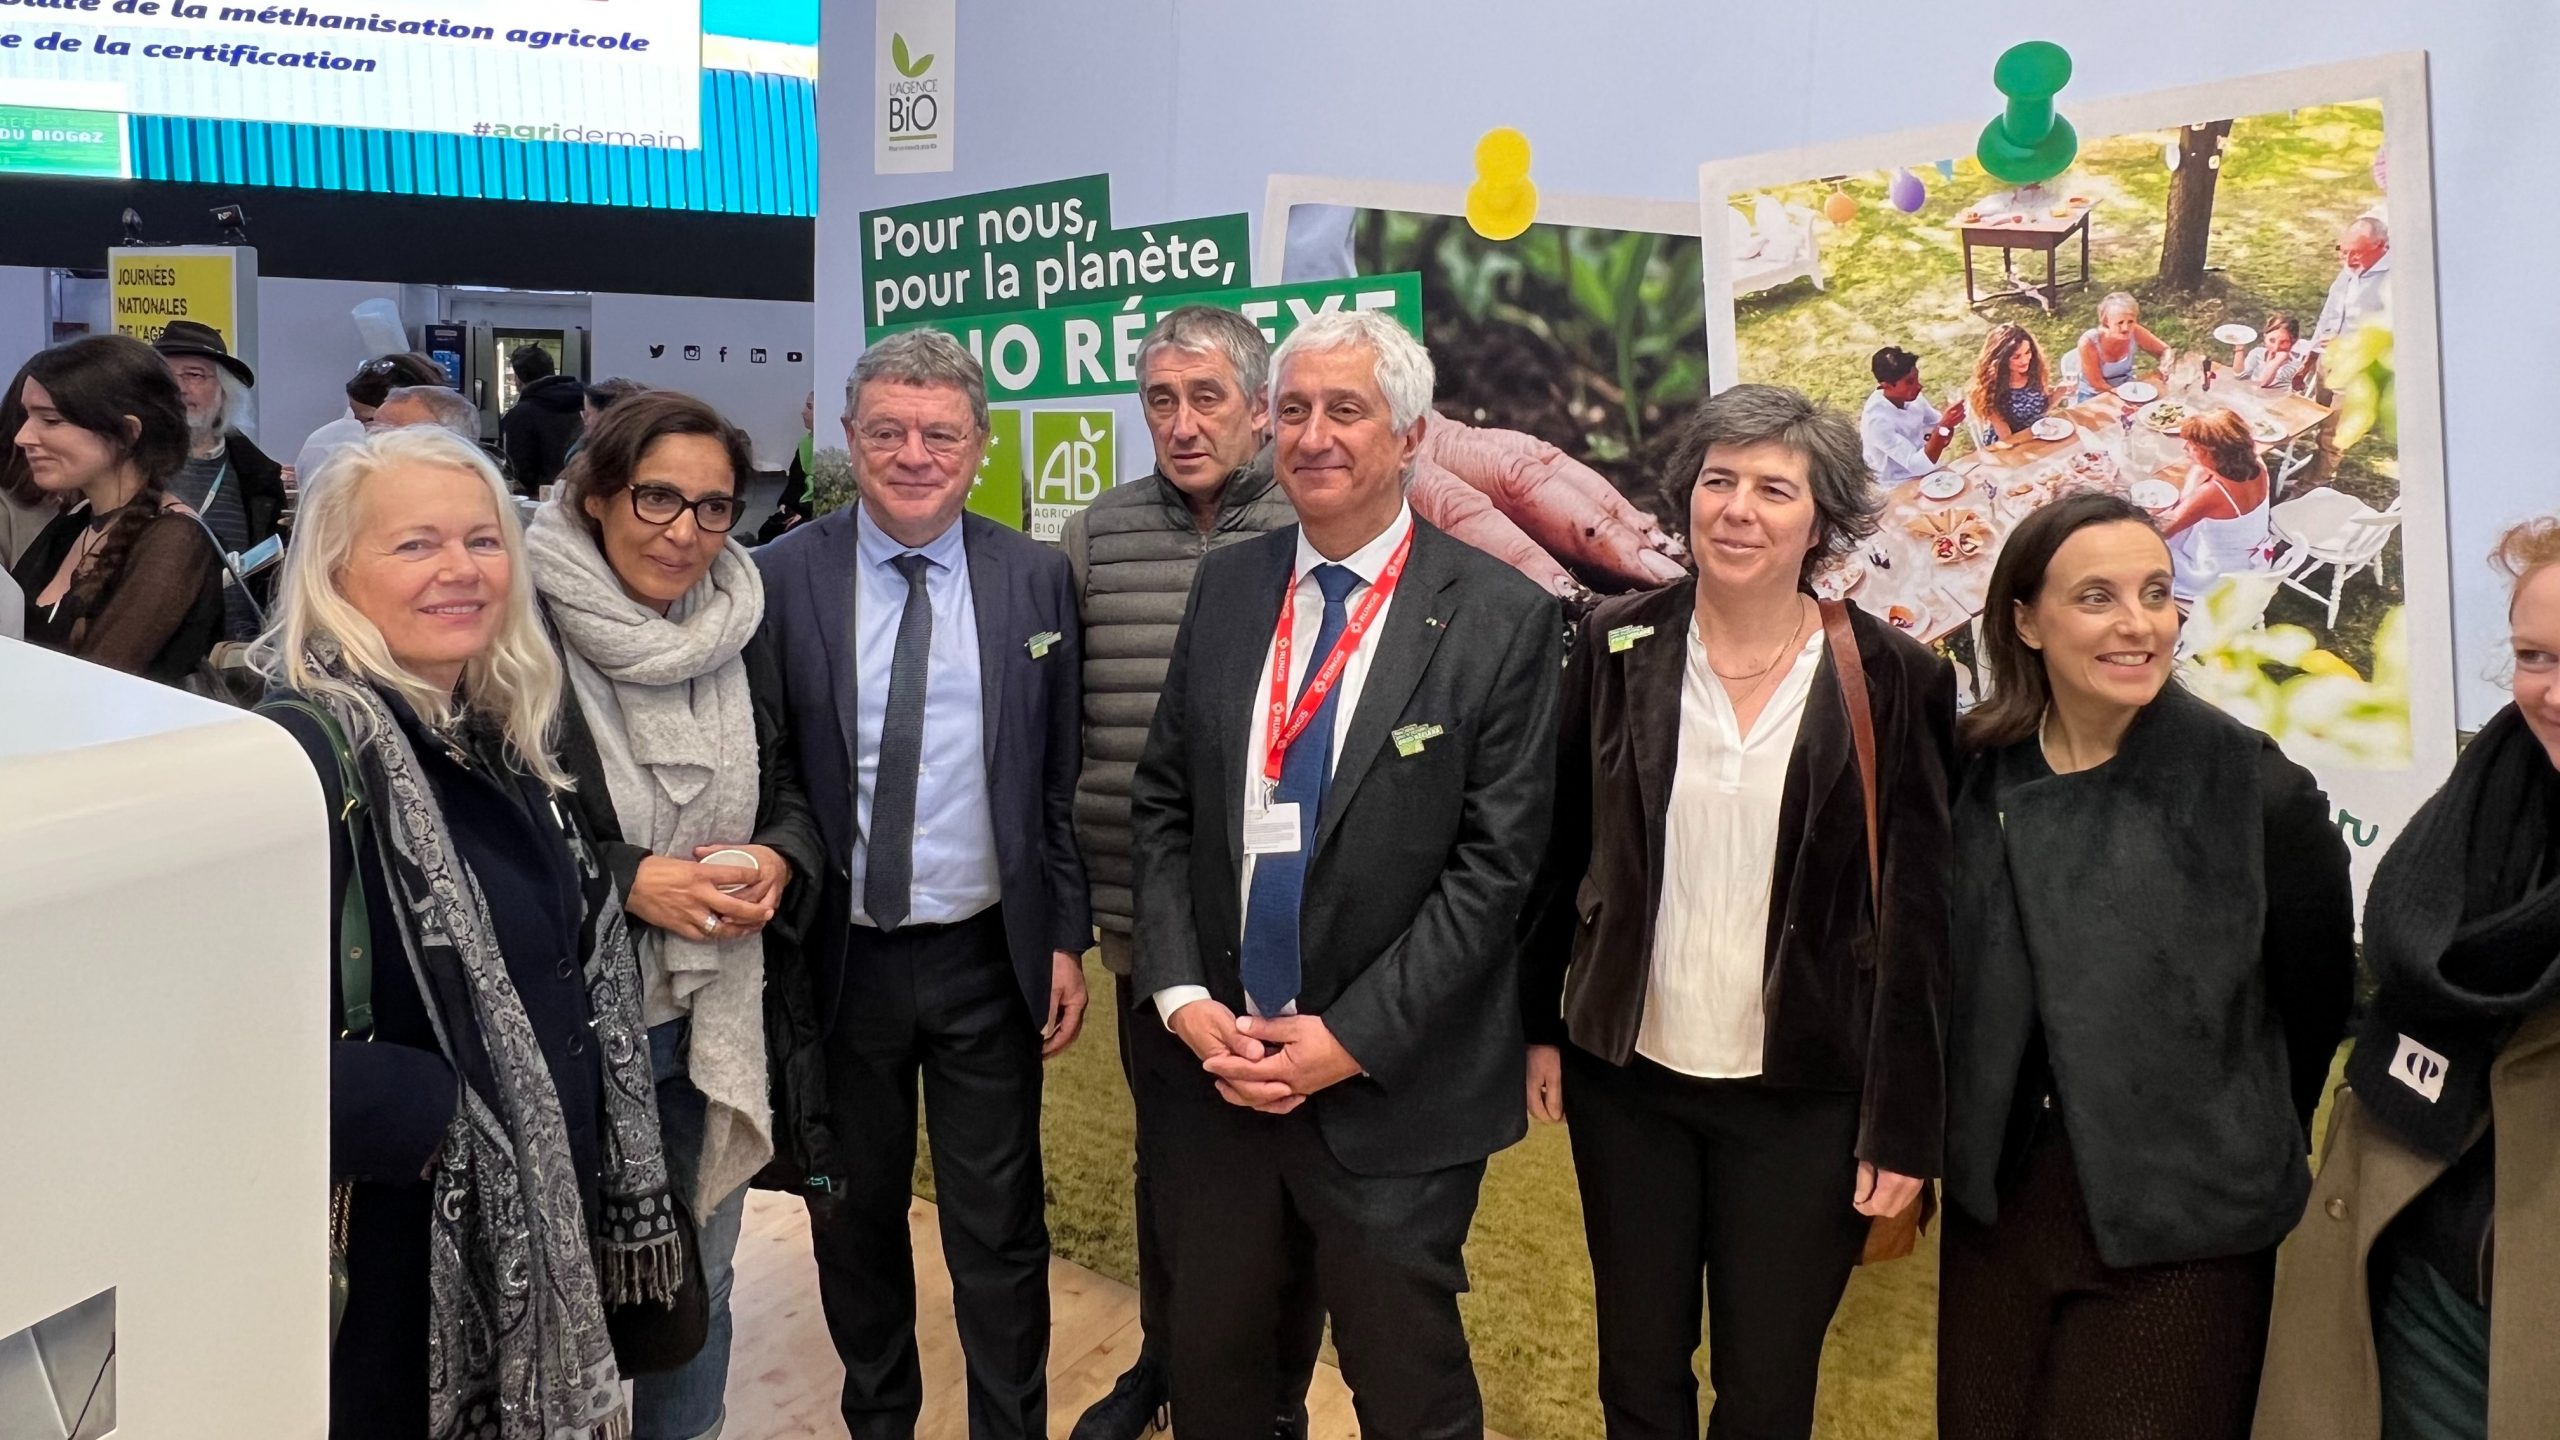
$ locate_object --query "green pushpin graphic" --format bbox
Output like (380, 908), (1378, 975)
(1976, 41), (2078, 186)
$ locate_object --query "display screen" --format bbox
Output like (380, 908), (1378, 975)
(0, 0), (812, 214)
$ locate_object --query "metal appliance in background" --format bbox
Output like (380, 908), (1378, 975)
(415, 324), (589, 445)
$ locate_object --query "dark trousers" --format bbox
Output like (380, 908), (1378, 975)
(1145, 1050), (1485, 1440)
(1563, 1046), (1869, 1440)
(1938, 1122), (2276, 1440)
(1100, 947), (1326, 1412)
(808, 909), (1049, 1440)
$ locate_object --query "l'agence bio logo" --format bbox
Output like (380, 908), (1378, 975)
(885, 31), (939, 142)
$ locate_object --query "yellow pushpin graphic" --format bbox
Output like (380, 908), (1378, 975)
(1467, 127), (1539, 241)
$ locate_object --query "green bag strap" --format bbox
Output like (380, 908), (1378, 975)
(260, 698), (374, 1040)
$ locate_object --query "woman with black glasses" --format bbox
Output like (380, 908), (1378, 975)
(525, 390), (835, 1440)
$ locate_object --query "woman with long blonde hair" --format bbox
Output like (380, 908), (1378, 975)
(253, 426), (680, 1439)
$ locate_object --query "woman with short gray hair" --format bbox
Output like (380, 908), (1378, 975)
(1521, 382), (1956, 1439)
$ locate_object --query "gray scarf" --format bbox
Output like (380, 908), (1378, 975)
(308, 651), (678, 1440)
(527, 502), (773, 1212)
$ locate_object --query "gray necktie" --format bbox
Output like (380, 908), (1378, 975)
(865, 551), (934, 931)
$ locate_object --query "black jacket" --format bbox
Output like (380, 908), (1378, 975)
(266, 687), (604, 1439)
(1518, 583), (1958, 1179)
(1130, 519), (1564, 1177)
(225, 430), (287, 550)
(547, 624), (843, 1196)
(500, 374), (586, 494)
(753, 508), (1090, 1025)
(1944, 684), (2356, 1268)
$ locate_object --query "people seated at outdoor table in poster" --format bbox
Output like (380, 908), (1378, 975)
(2074, 291), (2173, 402)
(1967, 324), (2068, 447)
(2235, 312), (2311, 392)
(1860, 345), (1966, 487)
(2160, 407), (2275, 605)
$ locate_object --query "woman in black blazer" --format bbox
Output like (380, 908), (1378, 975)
(1519, 384), (1956, 1440)
(1936, 492), (2356, 1439)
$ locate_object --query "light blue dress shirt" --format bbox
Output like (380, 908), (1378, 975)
(849, 505), (1002, 927)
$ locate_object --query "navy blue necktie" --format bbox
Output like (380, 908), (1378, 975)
(1240, 563), (1362, 1017)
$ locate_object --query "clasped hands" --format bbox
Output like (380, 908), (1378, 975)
(1170, 1000), (1361, 1115)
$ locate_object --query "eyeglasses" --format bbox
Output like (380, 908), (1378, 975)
(628, 483), (742, 533)
(855, 421), (976, 456)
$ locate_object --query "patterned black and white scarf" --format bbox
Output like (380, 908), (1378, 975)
(311, 647), (682, 1439)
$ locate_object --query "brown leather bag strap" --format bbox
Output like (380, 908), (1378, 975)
(1819, 599), (1882, 922)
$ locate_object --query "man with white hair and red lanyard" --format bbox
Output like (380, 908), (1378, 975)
(1130, 309), (1562, 1440)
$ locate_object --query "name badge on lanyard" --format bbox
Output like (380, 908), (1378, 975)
(1244, 527), (1414, 853)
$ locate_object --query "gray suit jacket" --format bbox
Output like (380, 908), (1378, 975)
(1129, 518), (1563, 1176)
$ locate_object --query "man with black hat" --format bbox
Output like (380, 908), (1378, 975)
(154, 319), (284, 638)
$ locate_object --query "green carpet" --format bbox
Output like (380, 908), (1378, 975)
(919, 954), (2351, 1439)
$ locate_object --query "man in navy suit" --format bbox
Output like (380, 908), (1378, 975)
(1131, 311), (1562, 1440)
(754, 328), (1090, 1440)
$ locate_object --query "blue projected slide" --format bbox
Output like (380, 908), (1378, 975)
(0, 0), (817, 216)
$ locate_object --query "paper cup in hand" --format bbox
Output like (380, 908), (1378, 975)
(702, 848), (760, 895)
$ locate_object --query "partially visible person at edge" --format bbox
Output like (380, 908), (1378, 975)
(755, 390), (820, 544)
(500, 343), (586, 496)
(1968, 324), (2062, 447)
(526, 391), (840, 1440)
(7, 335), (224, 686)
(296, 351), (448, 484)
(1860, 344), (1965, 487)
(156, 319), (286, 639)
(1, 356), (54, 565)
(2257, 516), (2560, 1440)
(250, 426), (680, 1438)
(753, 328), (1090, 1440)
(1058, 305), (1323, 1440)
(1936, 493), (2354, 1440)
(1519, 383), (1955, 1440)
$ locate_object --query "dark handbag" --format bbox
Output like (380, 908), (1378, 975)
(605, 1194), (711, 1374)
(257, 696), (373, 1344)
(1819, 601), (1939, 1266)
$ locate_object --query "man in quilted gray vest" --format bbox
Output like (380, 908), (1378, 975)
(1061, 305), (1318, 1440)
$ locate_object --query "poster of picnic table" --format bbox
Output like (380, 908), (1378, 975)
(1698, 53), (2456, 886)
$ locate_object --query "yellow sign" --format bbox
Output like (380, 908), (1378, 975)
(111, 252), (236, 346)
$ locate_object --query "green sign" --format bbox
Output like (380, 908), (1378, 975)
(0, 105), (124, 179)
(862, 174), (1249, 326)
(966, 408), (1026, 531)
(1028, 410), (1114, 541)
(870, 272), (1427, 405)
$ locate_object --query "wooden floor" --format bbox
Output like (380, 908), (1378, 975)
(722, 1192), (1414, 1440)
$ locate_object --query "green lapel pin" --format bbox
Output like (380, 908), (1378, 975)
(1027, 630), (1062, 659)
(1607, 623), (1655, 653)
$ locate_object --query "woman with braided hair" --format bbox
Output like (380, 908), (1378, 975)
(7, 334), (223, 685)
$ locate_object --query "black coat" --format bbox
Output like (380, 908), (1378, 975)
(500, 374), (586, 494)
(225, 430), (287, 551)
(1518, 583), (1958, 1179)
(1130, 519), (1564, 1178)
(548, 624), (844, 1195)
(266, 687), (605, 1440)
(1944, 684), (2357, 1268)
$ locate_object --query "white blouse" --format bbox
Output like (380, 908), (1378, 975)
(1634, 620), (1827, 1078)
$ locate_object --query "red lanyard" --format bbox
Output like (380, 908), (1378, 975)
(1262, 526), (1413, 785)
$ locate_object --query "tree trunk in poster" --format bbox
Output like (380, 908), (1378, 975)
(2158, 119), (2235, 289)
